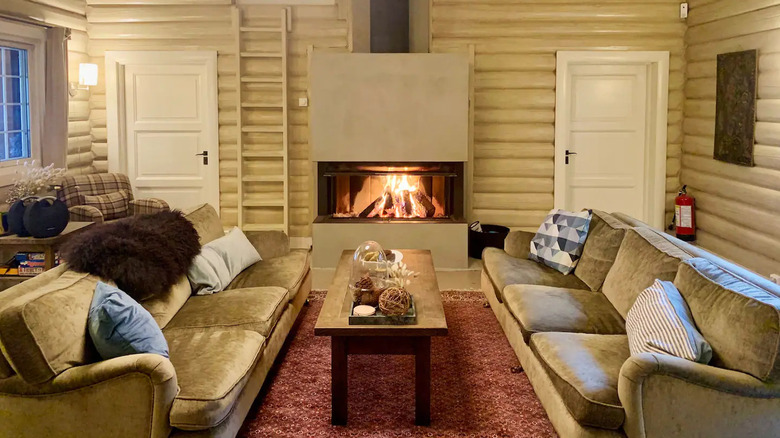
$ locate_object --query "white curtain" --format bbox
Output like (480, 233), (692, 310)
(42, 27), (69, 169)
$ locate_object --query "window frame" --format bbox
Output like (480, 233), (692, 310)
(0, 19), (45, 185)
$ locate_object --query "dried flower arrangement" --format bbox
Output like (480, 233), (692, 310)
(387, 262), (417, 288)
(6, 161), (66, 204)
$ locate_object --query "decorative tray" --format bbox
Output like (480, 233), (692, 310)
(349, 296), (417, 325)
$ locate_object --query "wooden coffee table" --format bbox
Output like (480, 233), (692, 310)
(314, 249), (448, 426)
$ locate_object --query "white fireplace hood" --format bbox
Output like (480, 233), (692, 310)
(309, 52), (469, 162)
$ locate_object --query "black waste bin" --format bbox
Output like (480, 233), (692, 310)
(468, 222), (510, 259)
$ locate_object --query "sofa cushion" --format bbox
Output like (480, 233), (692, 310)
(529, 209), (592, 275)
(81, 189), (130, 221)
(626, 279), (712, 364)
(602, 228), (691, 318)
(139, 276), (191, 329)
(483, 247), (588, 302)
(530, 332), (629, 430)
(0, 269), (100, 384)
(675, 258), (780, 381)
(504, 284), (625, 343)
(166, 328), (265, 430)
(0, 265), (72, 379)
(88, 282), (170, 360)
(575, 210), (628, 291)
(189, 227), (262, 295)
(226, 249), (310, 302)
(0, 353), (13, 379)
(183, 203), (225, 246)
(165, 287), (287, 337)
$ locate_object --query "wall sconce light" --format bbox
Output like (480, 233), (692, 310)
(68, 63), (98, 97)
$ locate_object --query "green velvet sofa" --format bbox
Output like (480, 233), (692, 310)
(482, 210), (780, 438)
(0, 203), (311, 438)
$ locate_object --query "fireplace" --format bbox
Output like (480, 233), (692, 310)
(315, 162), (464, 222)
(309, 52), (470, 269)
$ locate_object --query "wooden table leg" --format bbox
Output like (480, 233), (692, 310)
(331, 336), (348, 425)
(43, 246), (54, 270)
(415, 337), (431, 426)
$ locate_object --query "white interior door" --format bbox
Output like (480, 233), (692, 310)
(554, 52), (669, 228)
(107, 51), (219, 211)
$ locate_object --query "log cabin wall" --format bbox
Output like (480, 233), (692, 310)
(85, 1), (348, 233)
(682, 0), (780, 276)
(0, 0), (94, 175)
(429, 0), (686, 231)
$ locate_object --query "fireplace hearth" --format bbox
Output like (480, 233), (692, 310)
(315, 162), (464, 223)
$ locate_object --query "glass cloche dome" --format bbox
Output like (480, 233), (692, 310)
(348, 240), (389, 305)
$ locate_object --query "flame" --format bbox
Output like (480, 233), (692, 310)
(368, 174), (429, 218)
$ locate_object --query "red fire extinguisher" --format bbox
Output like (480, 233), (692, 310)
(674, 185), (696, 242)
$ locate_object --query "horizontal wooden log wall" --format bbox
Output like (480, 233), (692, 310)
(85, 0), (234, 216)
(430, 0), (687, 230)
(0, 0), (94, 174)
(85, 0), (347, 233)
(682, 0), (780, 276)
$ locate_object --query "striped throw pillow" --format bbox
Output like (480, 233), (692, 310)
(626, 279), (712, 363)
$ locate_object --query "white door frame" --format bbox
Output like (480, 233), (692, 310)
(554, 51), (669, 229)
(105, 50), (220, 211)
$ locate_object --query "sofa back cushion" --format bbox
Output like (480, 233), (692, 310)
(183, 204), (225, 245)
(574, 211), (629, 291)
(0, 352), (13, 379)
(139, 276), (192, 328)
(602, 228), (691, 318)
(674, 258), (780, 381)
(0, 268), (100, 384)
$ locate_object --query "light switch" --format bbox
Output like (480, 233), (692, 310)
(298, 97), (309, 107)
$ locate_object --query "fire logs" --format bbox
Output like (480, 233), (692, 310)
(359, 189), (436, 219)
(401, 190), (413, 216)
(415, 190), (436, 217)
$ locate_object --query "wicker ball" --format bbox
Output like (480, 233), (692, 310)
(379, 287), (411, 316)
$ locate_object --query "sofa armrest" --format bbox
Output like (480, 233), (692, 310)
(0, 354), (178, 438)
(131, 198), (170, 215)
(245, 230), (290, 259)
(619, 353), (780, 438)
(69, 205), (104, 223)
(503, 230), (534, 259)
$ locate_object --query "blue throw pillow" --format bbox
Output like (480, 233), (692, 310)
(88, 282), (169, 360)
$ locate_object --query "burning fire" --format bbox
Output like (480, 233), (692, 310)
(367, 174), (432, 218)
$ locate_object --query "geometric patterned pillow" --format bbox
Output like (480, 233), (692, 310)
(626, 279), (712, 364)
(82, 190), (131, 221)
(529, 209), (592, 275)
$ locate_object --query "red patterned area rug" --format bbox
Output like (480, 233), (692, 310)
(238, 290), (557, 438)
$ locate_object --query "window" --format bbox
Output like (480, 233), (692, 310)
(0, 19), (45, 183)
(0, 47), (31, 162)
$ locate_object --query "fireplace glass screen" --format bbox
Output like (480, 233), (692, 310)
(317, 162), (463, 221)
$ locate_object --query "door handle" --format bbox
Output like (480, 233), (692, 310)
(565, 150), (577, 165)
(195, 151), (208, 165)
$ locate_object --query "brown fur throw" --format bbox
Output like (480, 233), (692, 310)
(62, 210), (201, 301)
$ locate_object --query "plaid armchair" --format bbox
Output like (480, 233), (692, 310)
(56, 173), (169, 223)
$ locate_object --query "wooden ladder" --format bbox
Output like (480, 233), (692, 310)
(233, 7), (290, 232)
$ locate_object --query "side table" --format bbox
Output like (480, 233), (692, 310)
(0, 222), (95, 290)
